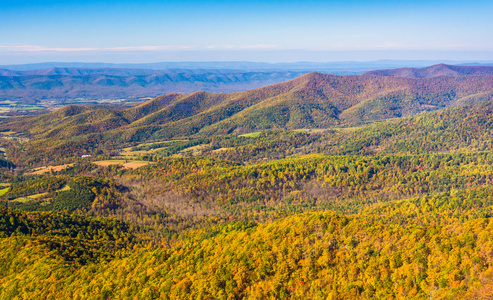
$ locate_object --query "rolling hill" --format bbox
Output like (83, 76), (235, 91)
(4, 70), (493, 143)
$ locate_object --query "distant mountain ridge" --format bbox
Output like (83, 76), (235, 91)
(1, 67), (309, 76)
(0, 67), (178, 76)
(0, 70), (307, 102)
(364, 64), (493, 78)
(4, 60), (484, 71)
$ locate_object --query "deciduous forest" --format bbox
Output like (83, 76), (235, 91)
(2, 68), (493, 299)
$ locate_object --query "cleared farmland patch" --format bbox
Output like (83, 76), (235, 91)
(26, 164), (74, 175)
(92, 160), (153, 169)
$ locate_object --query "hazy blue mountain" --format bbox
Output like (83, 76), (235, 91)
(3, 60), (491, 72)
(0, 70), (307, 102)
(364, 64), (493, 78)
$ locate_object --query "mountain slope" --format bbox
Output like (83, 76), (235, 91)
(325, 99), (493, 156)
(157, 72), (493, 136)
(3, 71), (493, 143)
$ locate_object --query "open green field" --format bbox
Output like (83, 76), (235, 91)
(0, 103), (44, 112)
(119, 147), (165, 156)
(178, 144), (209, 154)
(12, 193), (48, 203)
(293, 128), (331, 133)
(0, 187), (9, 197)
(134, 140), (186, 147)
(58, 185), (71, 192)
(10, 185), (70, 203)
(119, 140), (188, 156)
(238, 131), (262, 138)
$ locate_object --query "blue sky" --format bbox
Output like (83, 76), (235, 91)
(1, 0), (492, 63)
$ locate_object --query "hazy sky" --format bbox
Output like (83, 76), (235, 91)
(1, 0), (492, 64)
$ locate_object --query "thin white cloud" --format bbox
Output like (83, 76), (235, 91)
(104, 46), (194, 51)
(0, 44), (280, 53)
(241, 44), (278, 49)
(2, 44), (490, 54)
(206, 45), (236, 49)
(0, 45), (99, 52)
(0, 45), (193, 52)
(206, 44), (278, 50)
(313, 43), (493, 51)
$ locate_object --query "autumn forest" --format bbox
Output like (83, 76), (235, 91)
(2, 65), (493, 299)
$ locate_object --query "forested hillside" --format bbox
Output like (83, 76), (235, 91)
(2, 186), (493, 299)
(3, 70), (493, 148)
(2, 69), (493, 298)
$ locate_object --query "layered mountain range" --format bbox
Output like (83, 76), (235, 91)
(5, 66), (493, 142)
(3, 63), (492, 103)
